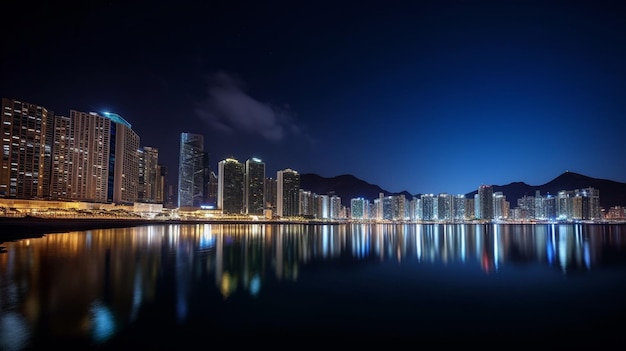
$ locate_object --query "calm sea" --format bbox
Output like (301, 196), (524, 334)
(1, 223), (625, 349)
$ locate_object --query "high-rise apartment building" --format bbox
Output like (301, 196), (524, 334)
(218, 157), (244, 214)
(493, 191), (508, 220)
(420, 194), (436, 221)
(67, 110), (139, 204)
(110, 113), (140, 204)
(465, 197), (475, 220)
(351, 197), (368, 220)
(318, 194), (330, 219)
(138, 146), (159, 203)
(276, 168), (300, 217)
(478, 185), (494, 220)
(330, 195), (343, 219)
(244, 158), (265, 215)
(0, 98), (54, 199)
(300, 189), (315, 218)
(50, 114), (71, 199)
(68, 110), (110, 202)
(453, 194), (466, 221)
(207, 170), (218, 208)
(264, 177), (277, 210)
(156, 164), (166, 204)
(177, 132), (208, 208)
(437, 193), (452, 221)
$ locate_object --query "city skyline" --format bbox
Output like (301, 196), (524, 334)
(0, 94), (612, 222)
(1, 1), (625, 196)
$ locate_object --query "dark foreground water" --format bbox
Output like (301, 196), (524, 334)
(1, 223), (626, 349)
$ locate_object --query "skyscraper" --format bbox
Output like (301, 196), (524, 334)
(67, 110), (139, 204)
(69, 110), (113, 203)
(0, 98), (53, 199)
(420, 194), (436, 221)
(109, 112), (140, 204)
(50, 114), (71, 200)
(218, 157), (244, 214)
(478, 184), (494, 221)
(350, 197), (368, 220)
(207, 170), (218, 208)
(264, 177), (277, 211)
(138, 146), (159, 203)
(244, 158), (265, 215)
(276, 168), (300, 217)
(177, 132), (208, 208)
(156, 164), (167, 205)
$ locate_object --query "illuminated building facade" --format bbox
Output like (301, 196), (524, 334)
(330, 195), (343, 219)
(464, 197), (475, 220)
(317, 194), (329, 219)
(244, 158), (265, 215)
(421, 194), (436, 221)
(178, 132), (208, 208)
(493, 191), (508, 220)
(437, 193), (452, 221)
(0, 98), (53, 199)
(264, 177), (277, 211)
(299, 189), (315, 218)
(218, 157), (244, 214)
(391, 195), (407, 221)
(68, 111), (139, 204)
(68, 110), (110, 202)
(138, 146), (159, 203)
(50, 114), (71, 199)
(110, 113), (140, 204)
(412, 197), (422, 221)
(478, 185), (494, 220)
(351, 197), (369, 220)
(207, 170), (218, 208)
(453, 194), (466, 221)
(156, 164), (166, 204)
(380, 195), (391, 220)
(276, 168), (300, 217)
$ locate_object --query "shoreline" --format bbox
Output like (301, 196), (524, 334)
(2, 215), (625, 245)
(0, 216), (339, 243)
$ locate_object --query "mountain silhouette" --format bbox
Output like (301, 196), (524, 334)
(300, 171), (626, 209)
(299, 174), (411, 207)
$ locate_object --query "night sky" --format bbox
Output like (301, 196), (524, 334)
(2, 0), (625, 196)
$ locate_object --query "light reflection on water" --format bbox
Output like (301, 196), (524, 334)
(0, 223), (625, 348)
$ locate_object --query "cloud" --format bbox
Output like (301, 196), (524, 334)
(195, 71), (306, 143)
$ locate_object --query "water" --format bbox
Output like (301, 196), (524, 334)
(1, 223), (625, 349)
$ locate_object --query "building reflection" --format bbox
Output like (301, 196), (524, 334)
(0, 223), (625, 348)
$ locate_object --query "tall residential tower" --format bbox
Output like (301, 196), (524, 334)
(244, 158), (265, 215)
(276, 168), (300, 217)
(0, 98), (53, 199)
(67, 110), (139, 204)
(218, 157), (244, 214)
(177, 132), (208, 208)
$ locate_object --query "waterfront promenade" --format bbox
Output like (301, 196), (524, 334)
(0, 215), (331, 244)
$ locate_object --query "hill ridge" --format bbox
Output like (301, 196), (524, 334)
(300, 171), (626, 209)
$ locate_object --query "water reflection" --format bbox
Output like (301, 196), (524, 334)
(0, 223), (625, 348)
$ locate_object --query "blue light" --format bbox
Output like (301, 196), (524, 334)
(90, 301), (117, 344)
(101, 111), (132, 128)
(250, 275), (261, 296)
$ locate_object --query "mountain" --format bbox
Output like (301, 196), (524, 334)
(300, 171), (626, 209)
(299, 174), (411, 207)
(465, 171), (626, 209)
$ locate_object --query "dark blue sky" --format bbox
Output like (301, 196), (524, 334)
(2, 0), (625, 196)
